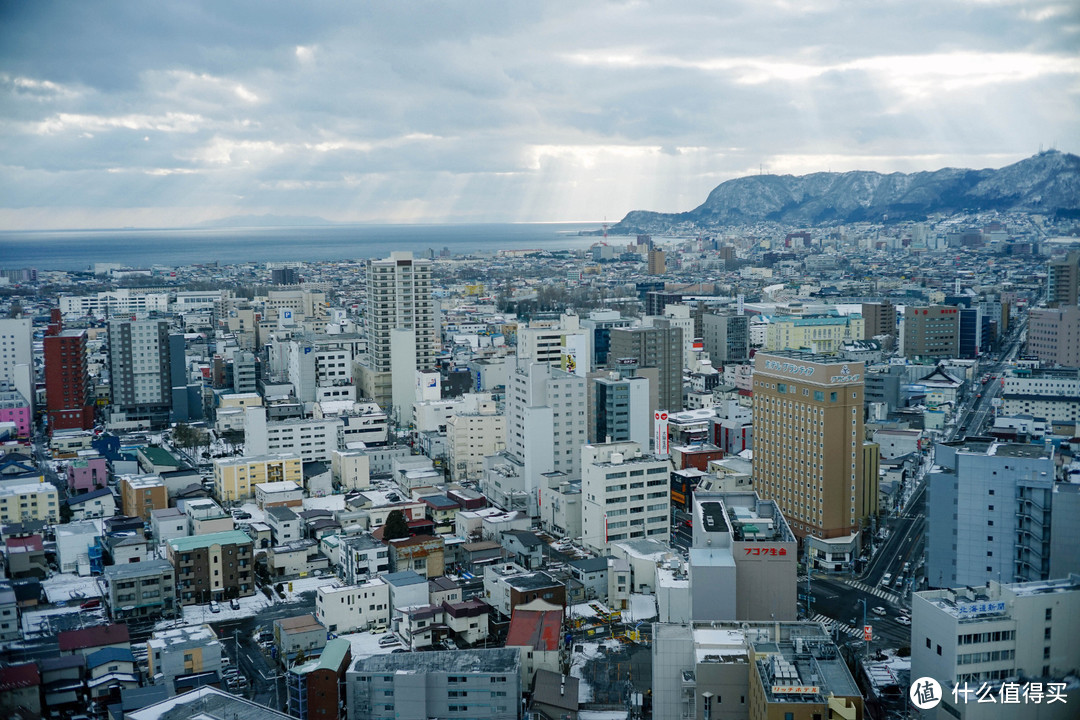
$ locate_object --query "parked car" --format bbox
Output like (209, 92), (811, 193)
(210, 600), (221, 613)
(370, 623), (387, 635)
(378, 635), (399, 648)
(230, 598), (240, 610)
(79, 598), (101, 610)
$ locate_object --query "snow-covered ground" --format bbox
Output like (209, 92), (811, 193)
(42, 573), (102, 603)
(303, 495), (346, 512)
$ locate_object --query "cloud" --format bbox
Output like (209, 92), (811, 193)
(0, 0), (1076, 228)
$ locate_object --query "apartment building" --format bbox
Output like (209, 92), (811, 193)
(213, 453), (303, 503)
(147, 624), (223, 692)
(245, 409), (343, 463)
(44, 329), (95, 431)
(347, 649), (520, 720)
(103, 559), (176, 620)
(446, 393), (505, 482)
(119, 474), (168, 521)
(0, 481), (59, 524)
(166, 530), (255, 606)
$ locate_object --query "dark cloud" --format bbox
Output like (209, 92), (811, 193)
(0, 0), (1076, 228)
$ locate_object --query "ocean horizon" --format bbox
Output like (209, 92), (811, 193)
(0, 222), (604, 271)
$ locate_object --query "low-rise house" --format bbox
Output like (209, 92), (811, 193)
(499, 530), (544, 570)
(299, 509), (341, 540)
(421, 494), (460, 534)
(103, 558), (176, 620)
(266, 505), (301, 545)
(505, 599), (563, 686)
(428, 576), (461, 606)
(150, 507), (188, 544)
(315, 579), (390, 634)
(67, 487), (118, 520)
(383, 570), (429, 615)
(5, 534), (49, 579)
(274, 613), (327, 667)
(137, 447), (184, 475)
(255, 480), (303, 510)
(0, 662), (42, 718)
(441, 598), (491, 646)
(159, 468), (202, 498)
(147, 624), (223, 694)
(59, 623), (131, 657)
(388, 535), (445, 578)
(459, 539), (503, 573)
(483, 563), (566, 619)
(105, 530), (148, 564)
(86, 647), (139, 698)
(40, 654), (85, 711)
(568, 557), (608, 602)
(531, 669), (579, 720)
(56, 521), (99, 574)
(268, 539), (330, 578)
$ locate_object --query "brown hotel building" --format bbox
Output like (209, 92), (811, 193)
(752, 352), (865, 545)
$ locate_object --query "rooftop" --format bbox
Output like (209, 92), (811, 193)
(149, 624), (218, 648)
(127, 686), (291, 720)
(350, 647), (519, 675)
(167, 529), (253, 552)
(103, 558), (173, 580)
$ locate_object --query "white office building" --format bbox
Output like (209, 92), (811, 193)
(481, 358), (587, 515)
(245, 407), (343, 463)
(580, 441), (669, 554)
(912, 575), (1080, 716)
(315, 579), (390, 635)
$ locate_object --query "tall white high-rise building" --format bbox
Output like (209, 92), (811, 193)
(481, 358), (587, 515)
(0, 318), (32, 386)
(359, 252), (436, 408)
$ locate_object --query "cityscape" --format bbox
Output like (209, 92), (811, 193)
(1, 3), (1080, 720)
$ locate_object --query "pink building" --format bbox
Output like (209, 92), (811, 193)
(0, 388), (32, 438)
(66, 456), (109, 494)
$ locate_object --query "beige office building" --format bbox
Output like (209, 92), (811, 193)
(752, 351), (864, 542)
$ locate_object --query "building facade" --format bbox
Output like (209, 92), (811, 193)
(166, 530), (255, 605)
(213, 453), (304, 503)
(902, 305), (960, 359)
(347, 649), (520, 720)
(44, 329), (95, 432)
(609, 325), (684, 412)
(752, 352), (865, 543)
(580, 441), (669, 554)
(702, 312), (750, 365)
(1026, 306), (1080, 367)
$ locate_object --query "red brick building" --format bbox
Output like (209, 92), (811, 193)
(44, 329), (94, 432)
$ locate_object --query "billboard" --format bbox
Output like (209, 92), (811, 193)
(654, 411), (669, 456)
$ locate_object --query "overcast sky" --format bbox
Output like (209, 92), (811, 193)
(1, 0), (1077, 230)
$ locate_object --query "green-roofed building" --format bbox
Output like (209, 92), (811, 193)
(165, 530), (254, 606)
(137, 446), (184, 474)
(286, 637), (351, 720)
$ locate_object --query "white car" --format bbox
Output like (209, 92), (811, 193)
(872, 606), (887, 616)
(209, 600), (221, 613)
(897, 616), (912, 625)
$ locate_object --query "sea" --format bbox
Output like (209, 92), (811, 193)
(0, 223), (603, 271)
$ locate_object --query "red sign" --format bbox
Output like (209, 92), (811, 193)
(863, 625), (873, 641)
(743, 546), (787, 556)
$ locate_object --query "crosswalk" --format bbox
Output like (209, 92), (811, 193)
(809, 613), (861, 638)
(845, 579), (902, 604)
